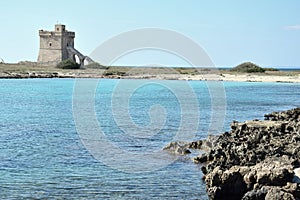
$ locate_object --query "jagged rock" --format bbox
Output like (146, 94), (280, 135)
(205, 157), (294, 199)
(188, 140), (203, 149)
(163, 135), (218, 157)
(264, 107), (300, 122)
(242, 187), (268, 200)
(163, 108), (300, 199)
(197, 108), (300, 199)
(199, 135), (219, 152)
(242, 183), (300, 200)
(205, 166), (249, 200)
(264, 187), (295, 200)
(162, 141), (191, 155)
(193, 153), (208, 163)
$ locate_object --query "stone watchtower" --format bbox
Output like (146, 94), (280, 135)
(38, 24), (92, 65)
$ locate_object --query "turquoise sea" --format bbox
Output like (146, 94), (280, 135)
(0, 79), (299, 199)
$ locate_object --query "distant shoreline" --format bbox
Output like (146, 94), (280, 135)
(0, 63), (299, 83)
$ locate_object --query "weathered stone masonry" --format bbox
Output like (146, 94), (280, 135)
(37, 24), (93, 66)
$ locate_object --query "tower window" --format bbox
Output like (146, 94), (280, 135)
(57, 28), (59, 31)
(49, 42), (52, 47)
(67, 43), (69, 47)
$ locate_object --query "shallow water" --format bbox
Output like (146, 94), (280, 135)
(0, 79), (299, 199)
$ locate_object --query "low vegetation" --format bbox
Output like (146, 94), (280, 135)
(174, 67), (199, 75)
(0, 61), (298, 79)
(263, 67), (279, 71)
(56, 59), (80, 69)
(103, 70), (126, 76)
(230, 62), (265, 73)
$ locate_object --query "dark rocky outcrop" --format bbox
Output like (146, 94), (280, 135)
(204, 156), (295, 199)
(163, 135), (218, 156)
(164, 107), (300, 199)
(163, 141), (191, 155)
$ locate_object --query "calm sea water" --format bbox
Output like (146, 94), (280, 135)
(0, 79), (299, 199)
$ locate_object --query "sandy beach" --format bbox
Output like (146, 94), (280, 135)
(124, 73), (300, 83)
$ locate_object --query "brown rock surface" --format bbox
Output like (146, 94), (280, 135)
(164, 107), (300, 199)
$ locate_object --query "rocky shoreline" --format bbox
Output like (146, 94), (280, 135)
(0, 72), (76, 79)
(0, 69), (299, 82)
(1, 72), (300, 83)
(1, 63), (299, 82)
(164, 108), (300, 199)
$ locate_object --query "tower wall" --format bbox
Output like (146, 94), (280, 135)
(37, 24), (75, 64)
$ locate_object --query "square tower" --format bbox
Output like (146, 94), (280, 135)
(37, 24), (75, 64)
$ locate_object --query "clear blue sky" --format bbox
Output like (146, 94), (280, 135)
(1, 0), (300, 67)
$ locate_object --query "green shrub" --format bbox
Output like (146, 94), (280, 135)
(56, 59), (80, 69)
(263, 67), (279, 71)
(230, 62), (265, 73)
(103, 70), (126, 76)
(103, 71), (114, 76)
